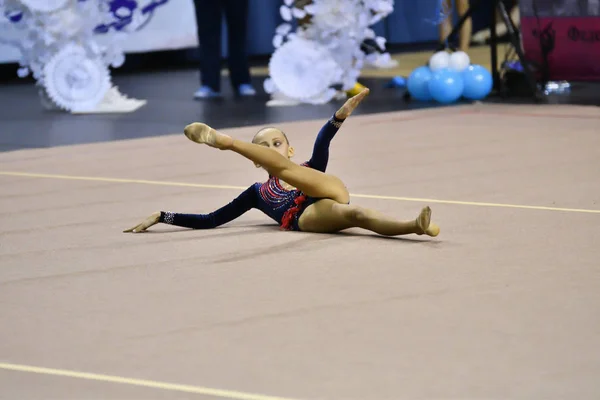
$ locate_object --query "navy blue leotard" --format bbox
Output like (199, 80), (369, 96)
(159, 114), (345, 232)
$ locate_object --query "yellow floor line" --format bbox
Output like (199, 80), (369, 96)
(1, 171), (598, 214)
(0, 362), (299, 400)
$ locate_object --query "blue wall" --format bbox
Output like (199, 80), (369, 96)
(245, 0), (284, 56)
(387, 0), (444, 44)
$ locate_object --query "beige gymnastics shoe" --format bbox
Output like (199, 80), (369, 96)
(184, 123), (233, 149)
(416, 206), (440, 237)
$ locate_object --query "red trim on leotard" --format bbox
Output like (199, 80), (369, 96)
(280, 194), (307, 231)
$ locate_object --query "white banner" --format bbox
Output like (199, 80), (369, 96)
(0, 0), (199, 64)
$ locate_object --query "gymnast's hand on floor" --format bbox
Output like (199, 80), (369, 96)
(123, 211), (161, 233)
(335, 87), (370, 120)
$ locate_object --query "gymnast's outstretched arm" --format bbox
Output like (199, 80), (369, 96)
(123, 185), (259, 233)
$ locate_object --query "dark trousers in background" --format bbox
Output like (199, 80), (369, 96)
(193, 0), (252, 92)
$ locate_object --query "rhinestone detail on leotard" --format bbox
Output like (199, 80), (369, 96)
(329, 118), (343, 128)
(258, 176), (297, 209)
(257, 161), (309, 209)
(163, 211), (175, 224)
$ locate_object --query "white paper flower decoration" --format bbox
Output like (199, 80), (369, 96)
(279, 5), (292, 21)
(0, 0), (160, 112)
(310, 0), (361, 32)
(266, 0), (396, 105)
(303, 87), (338, 104)
(43, 43), (110, 112)
(263, 77), (277, 94)
(269, 36), (341, 101)
(272, 34), (284, 48)
(20, 0), (68, 13)
(276, 23), (292, 36)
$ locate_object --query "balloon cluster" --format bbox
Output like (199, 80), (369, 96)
(407, 51), (493, 103)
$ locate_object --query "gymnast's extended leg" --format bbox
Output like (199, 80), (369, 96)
(183, 88), (370, 204)
(184, 124), (350, 203)
(298, 199), (440, 237)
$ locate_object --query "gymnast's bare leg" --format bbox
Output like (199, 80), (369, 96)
(183, 89), (370, 204)
(298, 199), (440, 237)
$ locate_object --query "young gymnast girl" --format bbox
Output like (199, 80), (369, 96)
(124, 88), (440, 237)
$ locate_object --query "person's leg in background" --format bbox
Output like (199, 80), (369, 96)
(439, 0), (471, 52)
(456, 0), (472, 51)
(472, 0), (520, 45)
(222, 0), (255, 96)
(438, 0), (453, 47)
(193, 0), (223, 98)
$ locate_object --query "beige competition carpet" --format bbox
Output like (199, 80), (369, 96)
(1, 102), (600, 399)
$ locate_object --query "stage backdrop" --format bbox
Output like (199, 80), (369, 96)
(1, 0), (495, 65)
(0, 0), (199, 64)
(520, 0), (600, 81)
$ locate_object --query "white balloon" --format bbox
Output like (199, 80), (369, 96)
(449, 51), (471, 72)
(429, 51), (450, 71)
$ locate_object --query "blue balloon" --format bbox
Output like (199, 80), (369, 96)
(386, 76), (407, 88)
(407, 66), (433, 101)
(428, 68), (464, 104)
(461, 64), (493, 100)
